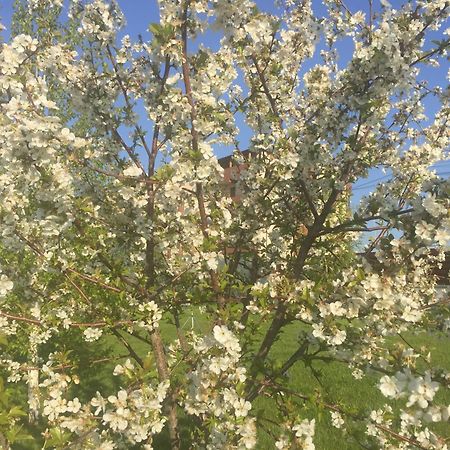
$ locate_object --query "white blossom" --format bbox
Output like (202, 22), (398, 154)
(83, 327), (103, 342)
(0, 274), (13, 296)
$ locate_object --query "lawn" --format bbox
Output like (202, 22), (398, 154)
(13, 308), (450, 449)
(87, 309), (450, 449)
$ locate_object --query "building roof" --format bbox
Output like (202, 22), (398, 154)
(217, 150), (254, 169)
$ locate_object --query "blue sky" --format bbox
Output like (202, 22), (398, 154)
(1, 0), (449, 206)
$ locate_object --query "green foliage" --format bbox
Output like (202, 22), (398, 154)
(0, 377), (32, 447)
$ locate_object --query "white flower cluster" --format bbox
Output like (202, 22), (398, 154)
(83, 327), (103, 342)
(0, 316), (18, 336)
(0, 34), (37, 76)
(243, 16), (274, 49)
(123, 164), (143, 178)
(312, 323), (347, 346)
(0, 359), (22, 382)
(137, 301), (162, 332)
(358, 272), (423, 324)
(379, 370), (440, 409)
(414, 193), (450, 246)
(27, 0), (63, 10)
(367, 403), (449, 449)
(41, 369), (81, 422)
(292, 419), (316, 450)
(101, 382), (169, 443)
(0, 273), (13, 297)
(184, 325), (256, 449)
(113, 358), (134, 376)
(79, 0), (124, 42)
(366, 406), (394, 441)
(374, 368), (450, 447)
(39, 363), (169, 447)
(276, 418), (316, 450)
(330, 411), (345, 429)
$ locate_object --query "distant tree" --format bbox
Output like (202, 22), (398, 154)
(0, 1), (449, 449)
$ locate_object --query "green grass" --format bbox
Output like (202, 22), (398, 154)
(13, 309), (450, 449)
(90, 310), (450, 449)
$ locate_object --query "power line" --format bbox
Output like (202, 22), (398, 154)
(354, 173), (391, 189)
(353, 170), (450, 191)
(354, 163), (449, 191)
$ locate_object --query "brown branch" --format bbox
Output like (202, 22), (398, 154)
(14, 230), (100, 307)
(0, 310), (132, 328)
(149, 53), (171, 177)
(422, 298), (450, 310)
(65, 268), (123, 293)
(110, 128), (147, 175)
(180, 0), (225, 311)
(319, 208), (414, 236)
(250, 54), (283, 128)
(244, 51), (352, 389)
(64, 274), (92, 305)
(298, 179), (319, 220)
(246, 183), (347, 392)
(173, 309), (189, 354)
(139, 20), (180, 450)
(364, 177), (414, 255)
(410, 38), (450, 66)
(146, 54), (171, 287)
(106, 44), (153, 163)
(110, 328), (144, 368)
(81, 161), (155, 184)
(0, 311), (41, 326)
(13, 355), (129, 373)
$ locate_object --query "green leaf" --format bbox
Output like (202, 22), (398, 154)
(0, 333), (7, 347)
(46, 427), (71, 447)
(8, 406), (27, 418)
(5, 425), (33, 444)
(149, 23), (174, 43)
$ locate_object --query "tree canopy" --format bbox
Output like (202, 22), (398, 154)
(0, 0), (449, 449)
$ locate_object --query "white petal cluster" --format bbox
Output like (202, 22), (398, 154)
(137, 301), (162, 332)
(292, 419), (316, 450)
(184, 326), (256, 448)
(330, 411), (344, 429)
(0, 0), (449, 448)
(0, 274), (13, 296)
(83, 327), (103, 342)
(28, 0), (63, 10)
(123, 164), (143, 178)
(0, 34), (38, 76)
(78, 0), (124, 42)
(276, 419), (316, 450)
(40, 364), (169, 446)
(379, 370), (440, 409)
(312, 323), (347, 346)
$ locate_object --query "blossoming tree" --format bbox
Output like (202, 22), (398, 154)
(0, 0), (449, 448)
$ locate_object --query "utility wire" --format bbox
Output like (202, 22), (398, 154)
(353, 170), (450, 191)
